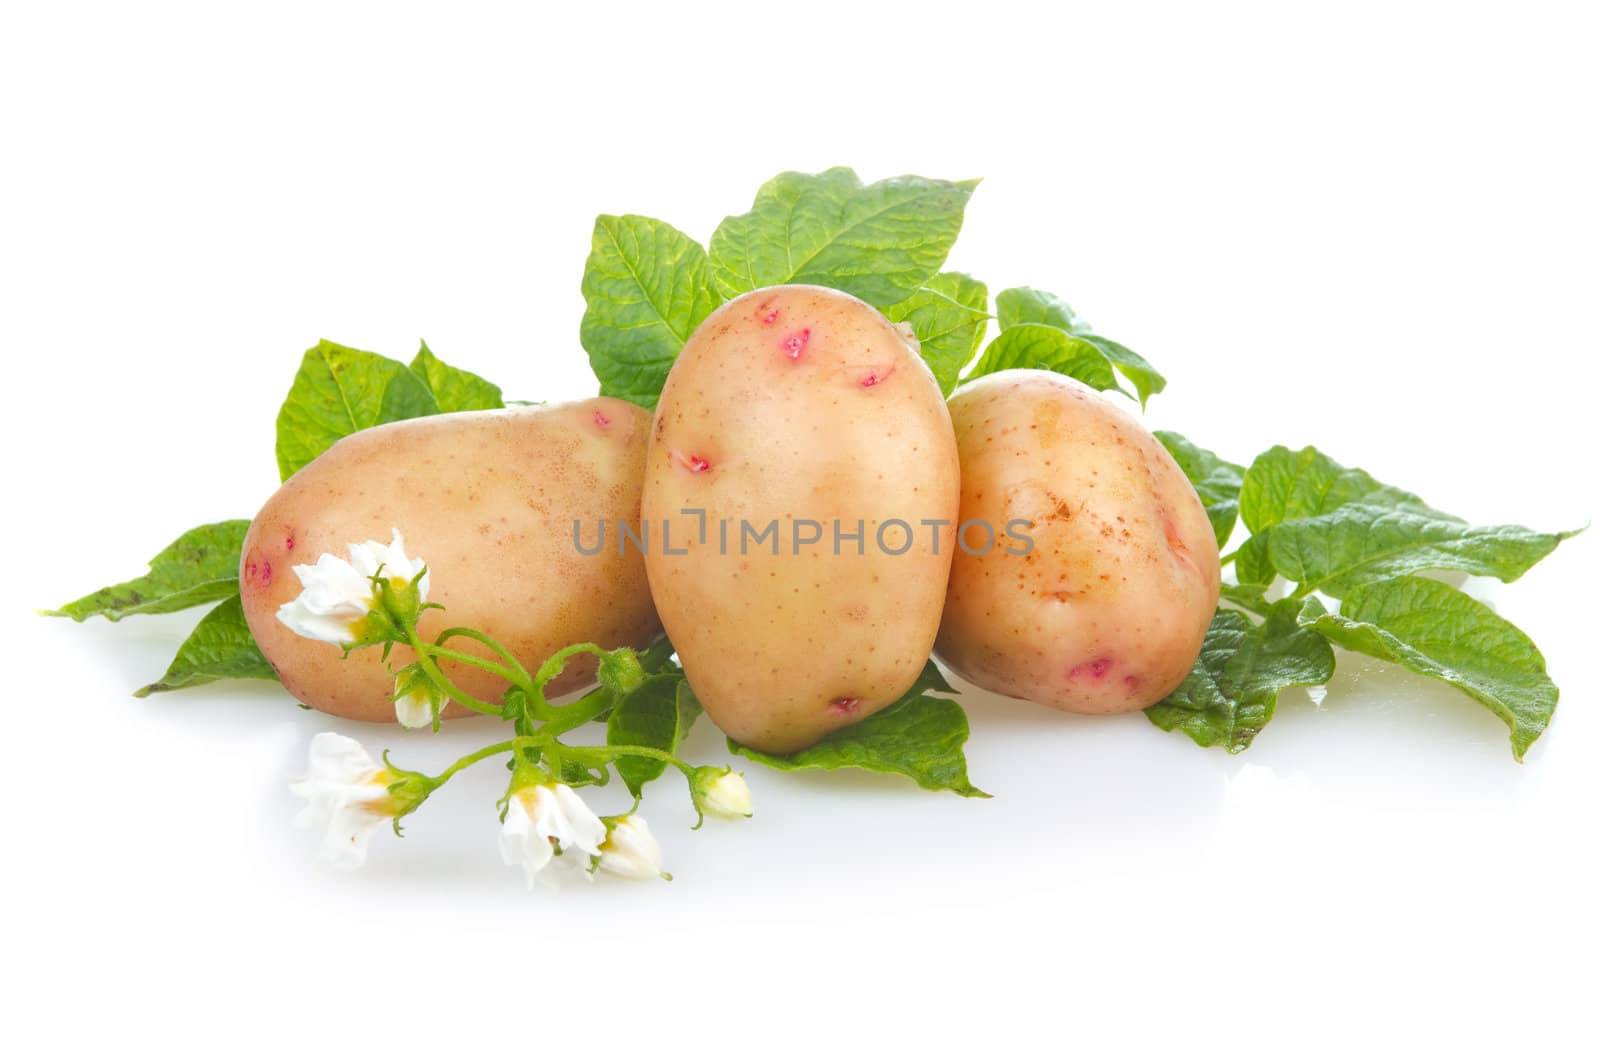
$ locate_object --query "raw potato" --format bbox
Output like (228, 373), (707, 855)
(643, 285), (960, 754)
(240, 399), (661, 722)
(936, 370), (1219, 713)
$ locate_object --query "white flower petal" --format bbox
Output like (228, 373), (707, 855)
(549, 785), (607, 856)
(289, 733), (392, 870)
(598, 815), (663, 881)
(393, 686), (433, 729)
(499, 794), (555, 888)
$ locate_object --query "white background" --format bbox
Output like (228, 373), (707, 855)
(3, 2), (1596, 1060)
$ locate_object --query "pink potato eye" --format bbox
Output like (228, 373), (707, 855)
(245, 554), (273, 588)
(781, 329), (811, 360)
(829, 697), (863, 716)
(1068, 656), (1114, 682)
(593, 410), (611, 428)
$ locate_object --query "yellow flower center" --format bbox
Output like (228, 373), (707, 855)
(358, 768), (403, 816)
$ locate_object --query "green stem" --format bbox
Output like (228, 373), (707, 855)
(436, 627), (535, 690)
(429, 740), (517, 786)
(403, 624), (506, 718)
(1219, 548), (1240, 567)
(540, 688), (613, 734)
(418, 642), (525, 688)
(527, 642), (604, 717)
(561, 742), (695, 777)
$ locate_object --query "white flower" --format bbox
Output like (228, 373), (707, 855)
(289, 732), (406, 870)
(499, 783), (607, 889)
(597, 815), (664, 881)
(276, 529), (429, 646)
(696, 768), (754, 820)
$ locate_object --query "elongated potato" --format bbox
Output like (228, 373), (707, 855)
(240, 399), (660, 722)
(936, 370), (1219, 713)
(643, 285), (960, 754)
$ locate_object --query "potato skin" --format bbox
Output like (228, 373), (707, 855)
(240, 399), (660, 723)
(643, 285), (960, 754)
(935, 370), (1219, 714)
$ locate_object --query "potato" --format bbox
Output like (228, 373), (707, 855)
(642, 284), (960, 753)
(240, 398), (660, 722)
(935, 370), (1219, 713)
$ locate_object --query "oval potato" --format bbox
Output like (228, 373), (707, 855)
(643, 285), (960, 753)
(240, 399), (660, 722)
(935, 370), (1219, 713)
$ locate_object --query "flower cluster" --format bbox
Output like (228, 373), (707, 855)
(280, 532), (754, 890)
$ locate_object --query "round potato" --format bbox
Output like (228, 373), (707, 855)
(240, 398), (660, 722)
(643, 284), (960, 754)
(935, 370), (1219, 713)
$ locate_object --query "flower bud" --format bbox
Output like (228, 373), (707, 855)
(392, 662), (446, 729)
(692, 766), (754, 821)
(597, 646), (645, 696)
(597, 814), (665, 881)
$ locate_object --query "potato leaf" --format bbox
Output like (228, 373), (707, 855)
(1154, 431), (1245, 547)
(135, 596), (276, 696)
(47, 520), (251, 622)
(1298, 578), (1558, 759)
(1268, 504), (1573, 597)
(995, 286), (1165, 406)
(708, 168), (978, 308)
(962, 323), (1123, 394)
(411, 341), (503, 412)
(1233, 532), (1276, 585)
(580, 214), (719, 411)
(995, 286), (1090, 333)
(606, 675), (703, 797)
(275, 340), (439, 479)
(1238, 444), (1438, 534)
(884, 272), (990, 395)
(1234, 444), (1447, 587)
(728, 660), (988, 797)
(1145, 603), (1335, 753)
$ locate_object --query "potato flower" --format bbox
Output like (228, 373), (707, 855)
(290, 732), (426, 869)
(499, 782), (607, 889)
(276, 529), (429, 646)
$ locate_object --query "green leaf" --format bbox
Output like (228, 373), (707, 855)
(135, 596), (276, 696)
(708, 168), (978, 307)
(995, 286), (1090, 333)
(46, 520), (251, 622)
(1145, 603), (1335, 753)
(727, 660), (987, 797)
(275, 340), (440, 479)
(1238, 444), (1438, 534)
(1268, 504), (1573, 597)
(1154, 431), (1245, 547)
(580, 214), (719, 410)
(410, 341), (503, 412)
(1298, 578), (1558, 760)
(884, 272), (989, 395)
(1219, 582), (1274, 615)
(962, 323), (1122, 393)
(1234, 445), (1447, 586)
(1234, 533), (1275, 585)
(994, 287), (1165, 405)
(605, 675), (702, 797)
